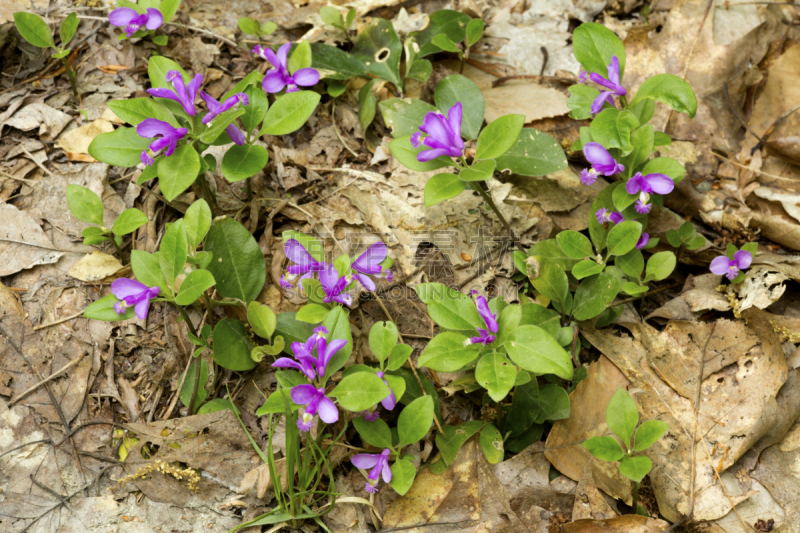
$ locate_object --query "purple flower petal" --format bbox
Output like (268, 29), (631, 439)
(317, 396), (339, 424)
(111, 278), (150, 300)
(421, 113), (450, 147)
(109, 7), (139, 26)
(321, 339), (347, 368)
(352, 272), (376, 292)
(276, 43), (291, 69)
(285, 239), (317, 269)
(263, 71), (287, 93)
(634, 200), (652, 214)
(144, 8), (163, 30)
(351, 453), (380, 469)
(134, 298), (151, 320)
(474, 293), (498, 334)
(290, 384), (319, 405)
(580, 168), (597, 186)
(583, 142), (615, 170)
(591, 91), (616, 114)
(410, 131), (422, 148)
(381, 461), (392, 483)
(734, 250), (753, 269)
(626, 173), (644, 195)
(292, 68), (320, 87)
(710, 256), (733, 275)
(136, 118), (176, 138)
(225, 124), (246, 146)
(644, 173), (674, 195)
(353, 242), (387, 275)
(447, 102), (463, 143)
(636, 233), (649, 250)
(319, 264), (341, 296)
(416, 147), (450, 162)
(608, 55), (622, 87)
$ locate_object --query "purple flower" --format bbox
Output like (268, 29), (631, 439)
(111, 278), (160, 320)
(280, 238), (328, 289)
(596, 208), (624, 225)
(579, 71), (588, 84)
(625, 172), (674, 214)
(320, 264), (353, 307)
(136, 119), (188, 166)
(254, 43), (320, 93)
(291, 384), (338, 431)
(272, 347), (319, 380)
(375, 371), (397, 411)
(274, 326), (340, 380)
(411, 103), (465, 162)
(636, 233), (649, 250)
(362, 410), (381, 422)
(588, 56), (626, 114)
(109, 7), (163, 37)
(464, 290), (498, 346)
(580, 142), (624, 185)
(147, 70), (203, 116)
(311, 336), (347, 380)
(199, 91), (249, 146)
(710, 250), (753, 281)
(352, 242), (392, 291)
(351, 448), (391, 494)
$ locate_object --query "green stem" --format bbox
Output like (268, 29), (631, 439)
(109, 234), (124, 262)
(631, 480), (640, 514)
(473, 181), (514, 239)
(174, 303), (202, 415)
(60, 56), (79, 102)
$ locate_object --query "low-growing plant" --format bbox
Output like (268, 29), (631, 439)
(108, 0), (182, 48)
(583, 388), (669, 515)
(13, 11), (81, 100)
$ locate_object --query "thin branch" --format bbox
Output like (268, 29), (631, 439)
(10, 351), (87, 405)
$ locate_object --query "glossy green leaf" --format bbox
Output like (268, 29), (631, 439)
(159, 219), (188, 286)
(352, 18), (402, 87)
(507, 380), (539, 436)
(108, 98), (179, 127)
(567, 84), (600, 120)
(287, 40), (312, 73)
(619, 456), (652, 483)
(213, 318), (256, 371)
(321, 306), (353, 379)
(435, 421), (484, 465)
(369, 321), (398, 363)
(607, 388), (638, 448)
(415, 283), (483, 332)
(582, 436), (624, 462)
(616, 249), (644, 279)
(204, 217), (266, 302)
(398, 395), (434, 447)
(572, 260), (605, 280)
(66, 185), (104, 226)
(274, 312), (315, 355)
(634, 419), (669, 452)
(379, 98), (437, 138)
(112, 208), (148, 236)
(358, 79), (380, 133)
(475, 352), (516, 402)
(631, 73), (698, 118)
(184, 199), (211, 248)
(14, 12), (54, 48)
(424, 173), (464, 207)
(238, 16), (260, 35)
(459, 159), (495, 182)
(60, 12), (79, 46)
(606, 221), (643, 256)
(387, 344), (413, 371)
(353, 417), (393, 449)
(389, 136), (454, 172)
(180, 359), (208, 413)
(479, 424), (504, 464)
(645, 251), (676, 282)
(83, 294), (136, 321)
(556, 230), (593, 259)
(390, 459), (416, 495)
(333, 372), (390, 412)
(572, 22), (626, 78)
(260, 91), (320, 135)
(158, 144), (201, 201)
(176, 269), (215, 305)
(642, 157), (685, 183)
(159, 0), (181, 23)
(530, 262), (570, 310)
(434, 74), (484, 140)
(310, 42), (366, 80)
(495, 127), (567, 176)
(572, 273), (620, 321)
(417, 332), (480, 371)
(466, 18), (484, 46)
(222, 144), (268, 182)
(88, 127), (152, 167)
(131, 250), (171, 297)
(590, 108), (639, 154)
(535, 383), (570, 422)
(505, 325), (573, 379)
(296, 303), (328, 324)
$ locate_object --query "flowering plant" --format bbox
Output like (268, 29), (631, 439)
(88, 53), (320, 203)
(108, 0), (181, 46)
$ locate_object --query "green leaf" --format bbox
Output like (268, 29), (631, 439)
(528, 239), (581, 270)
(622, 281), (648, 296)
(131, 250), (171, 297)
(479, 424), (504, 464)
(256, 389), (300, 415)
(612, 181), (638, 212)
(158, 144), (201, 201)
(385, 374), (406, 406)
(176, 269), (215, 305)
(627, 98), (655, 125)
(422, 173), (464, 207)
(345, 9), (356, 28)
(595, 305), (625, 328)
(466, 18), (484, 46)
(82, 226), (108, 246)
(590, 108), (639, 154)
(645, 251), (676, 282)
(435, 421), (484, 465)
(686, 235), (705, 250)
(241, 85), (269, 134)
(387, 344), (413, 371)
(84, 294), (136, 321)
(505, 325), (573, 379)
(412, 10), (471, 57)
(507, 380), (539, 436)
(204, 217), (266, 302)
(616, 249), (644, 279)
(333, 372), (390, 412)
(358, 79), (379, 133)
(398, 395), (434, 447)
(296, 303), (328, 324)
(567, 84), (600, 120)
(321, 306), (353, 379)
(506, 423), (544, 454)
(274, 312), (315, 355)
(417, 332), (480, 371)
(107, 98), (178, 127)
(59, 12), (78, 46)
(159, 0), (181, 23)
(369, 321), (398, 363)
(431, 34), (460, 53)
(624, 124), (654, 171)
(213, 318), (256, 371)
(494, 128), (568, 177)
(148, 56), (187, 90)
(458, 159), (495, 182)
(631, 73), (698, 118)
(184, 199), (211, 249)
(415, 283), (483, 332)
(407, 58), (433, 83)
(607, 388), (638, 448)
(434, 74), (484, 140)
(634, 419), (669, 451)
(151, 34), (168, 46)
(88, 127), (152, 167)
(494, 304), (522, 345)
(572, 260), (605, 280)
(556, 230), (593, 259)
(582, 436), (624, 462)
(222, 144), (268, 182)
(379, 98), (437, 138)
(535, 383), (570, 422)
(390, 459), (416, 495)
(310, 43), (366, 80)
(572, 22), (626, 78)
(588, 182), (619, 251)
(223, 70), (264, 101)
(200, 106), (245, 144)
(112, 208), (148, 236)
(353, 417), (393, 449)
(389, 136), (454, 172)
(159, 219), (188, 289)
(530, 262), (570, 310)
(654, 132), (672, 147)
(14, 12), (54, 48)
(475, 352), (516, 402)
(197, 399), (239, 415)
(238, 16), (260, 35)
(288, 41), (312, 73)
(180, 359), (208, 413)
(260, 91), (320, 136)
(572, 273), (620, 321)
(606, 221), (643, 256)
(619, 456), (652, 483)
(320, 6), (345, 28)
(248, 301), (276, 339)
(66, 185), (104, 226)
(642, 157), (686, 183)
(352, 18), (402, 87)
(678, 221), (695, 241)
(51, 49), (69, 59)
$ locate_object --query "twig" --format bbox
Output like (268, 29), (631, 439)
(20, 147), (53, 176)
(33, 308), (87, 331)
(711, 152), (800, 182)
(10, 351), (87, 405)
(0, 170), (37, 184)
(29, 476), (75, 513)
(491, 74), (574, 88)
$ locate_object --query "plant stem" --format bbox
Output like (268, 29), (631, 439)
(110, 235), (124, 262)
(60, 57), (79, 102)
(174, 303), (202, 415)
(473, 181), (515, 239)
(631, 481), (640, 515)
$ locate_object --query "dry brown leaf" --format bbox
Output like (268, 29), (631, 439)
(0, 202), (64, 277)
(55, 118), (114, 156)
(1, 102), (73, 140)
(67, 251), (124, 282)
(562, 515), (669, 533)
(572, 463), (618, 521)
